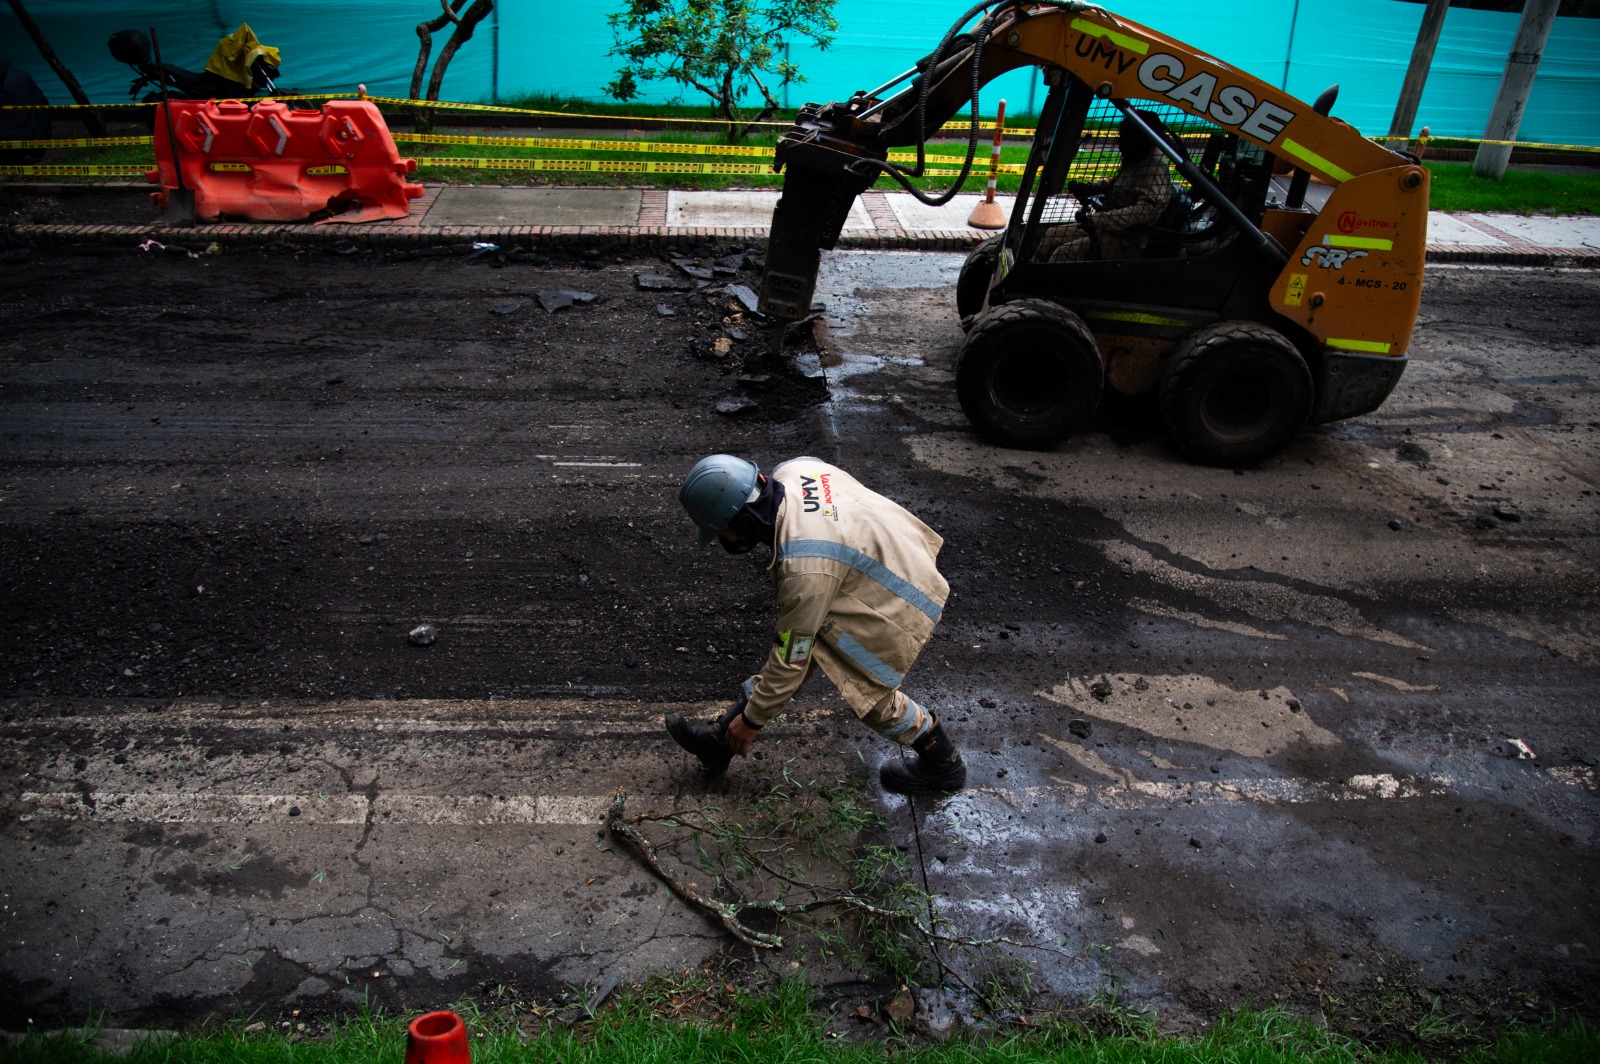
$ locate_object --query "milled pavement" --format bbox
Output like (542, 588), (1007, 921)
(4, 184), (1599, 265)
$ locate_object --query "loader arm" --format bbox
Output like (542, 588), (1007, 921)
(757, 1), (1423, 328)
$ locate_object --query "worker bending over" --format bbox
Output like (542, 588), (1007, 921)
(667, 454), (966, 794)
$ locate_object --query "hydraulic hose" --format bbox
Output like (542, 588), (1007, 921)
(859, 0), (1101, 206)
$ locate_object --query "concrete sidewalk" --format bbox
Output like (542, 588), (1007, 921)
(8, 184), (1600, 265)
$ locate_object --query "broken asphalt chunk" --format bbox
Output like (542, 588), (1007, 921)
(672, 259), (715, 281)
(491, 302), (522, 316)
(408, 624), (438, 647)
(636, 272), (694, 291)
(715, 396), (757, 416)
(726, 284), (761, 315)
(537, 290), (598, 313)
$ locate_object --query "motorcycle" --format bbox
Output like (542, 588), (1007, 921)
(107, 23), (281, 104)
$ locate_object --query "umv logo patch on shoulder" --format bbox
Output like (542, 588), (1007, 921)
(799, 472), (840, 521)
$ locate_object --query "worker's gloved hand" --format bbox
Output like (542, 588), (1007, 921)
(726, 713), (758, 757)
(724, 687), (758, 757)
(1068, 179), (1088, 201)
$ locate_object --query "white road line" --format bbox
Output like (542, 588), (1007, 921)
(15, 792), (661, 826)
(20, 766), (1594, 827)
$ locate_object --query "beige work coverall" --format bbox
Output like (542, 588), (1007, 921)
(741, 458), (949, 745)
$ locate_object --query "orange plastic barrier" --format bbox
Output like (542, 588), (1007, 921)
(148, 98), (423, 223)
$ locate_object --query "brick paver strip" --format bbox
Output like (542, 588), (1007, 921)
(2, 184), (1595, 265)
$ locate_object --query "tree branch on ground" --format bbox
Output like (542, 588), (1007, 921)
(604, 785), (1085, 1013)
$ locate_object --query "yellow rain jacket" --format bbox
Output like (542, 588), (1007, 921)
(205, 24), (280, 91)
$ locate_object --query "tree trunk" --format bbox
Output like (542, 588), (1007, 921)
(426, 0), (493, 103)
(1386, 0), (1451, 151)
(1473, 0), (1561, 179)
(5, 0), (107, 138)
(413, 1), (466, 134)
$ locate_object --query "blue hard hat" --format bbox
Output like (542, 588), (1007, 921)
(680, 454), (760, 548)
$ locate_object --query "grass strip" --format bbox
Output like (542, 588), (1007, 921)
(0, 983), (1594, 1064)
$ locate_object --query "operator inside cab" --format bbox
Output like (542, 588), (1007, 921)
(1042, 111), (1173, 263)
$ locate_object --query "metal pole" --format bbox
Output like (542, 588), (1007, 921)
(1386, 0), (1451, 151)
(1473, 0), (1561, 180)
(1282, 0), (1301, 90)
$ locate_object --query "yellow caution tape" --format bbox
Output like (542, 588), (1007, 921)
(3, 95), (1597, 155)
(0, 164), (150, 176)
(366, 95), (797, 129)
(415, 157), (774, 175)
(0, 135), (151, 148)
(0, 93), (352, 110)
(396, 132), (776, 156)
(1386, 133), (1600, 154)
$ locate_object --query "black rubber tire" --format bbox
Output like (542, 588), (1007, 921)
(956, 299), (1104, 448)
(1159, 321), (1313, 467)
(955, 234), (1003, 330)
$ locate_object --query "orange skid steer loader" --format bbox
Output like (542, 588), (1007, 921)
(756, 1), (1429, 466)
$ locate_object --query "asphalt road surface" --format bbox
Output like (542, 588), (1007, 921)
(1, 243), (1596, 1036)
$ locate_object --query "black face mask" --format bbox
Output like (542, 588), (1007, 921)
(719, 477), (785, 554)
(718, 531), (760, 555)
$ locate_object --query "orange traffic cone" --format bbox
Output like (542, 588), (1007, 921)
(967, 99), (1008, 230)
(405, 1011), (471, 1064)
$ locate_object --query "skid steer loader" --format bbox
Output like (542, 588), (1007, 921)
(756, 1), (1429, 466)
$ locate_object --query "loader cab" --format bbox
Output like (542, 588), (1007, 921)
(958, 77), (1283, 402)
(1000, 81), (1275, 309)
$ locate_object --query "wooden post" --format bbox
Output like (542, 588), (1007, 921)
(1385, 0), (1450, 151)
(4, 0), (107, 138)
(1472, 0), (1560, 180)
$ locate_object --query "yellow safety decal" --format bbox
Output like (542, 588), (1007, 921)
(305, 165), (349, 175)
(209, 162), (251, 172)
(1327, 338), (1393, 354)
(1284, 272), (1307, 306)
(1071, 18), (1150, 55)
(1084, 309), (1191, 327)
(1281, 139), (1354, 184)
(1324, 234), (1394, 251)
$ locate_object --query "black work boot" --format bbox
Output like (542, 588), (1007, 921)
(665, 699), (743, 776)
(879, 717), (967, 794)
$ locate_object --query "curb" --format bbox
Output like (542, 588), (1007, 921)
(5, 221), (1597, 267)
